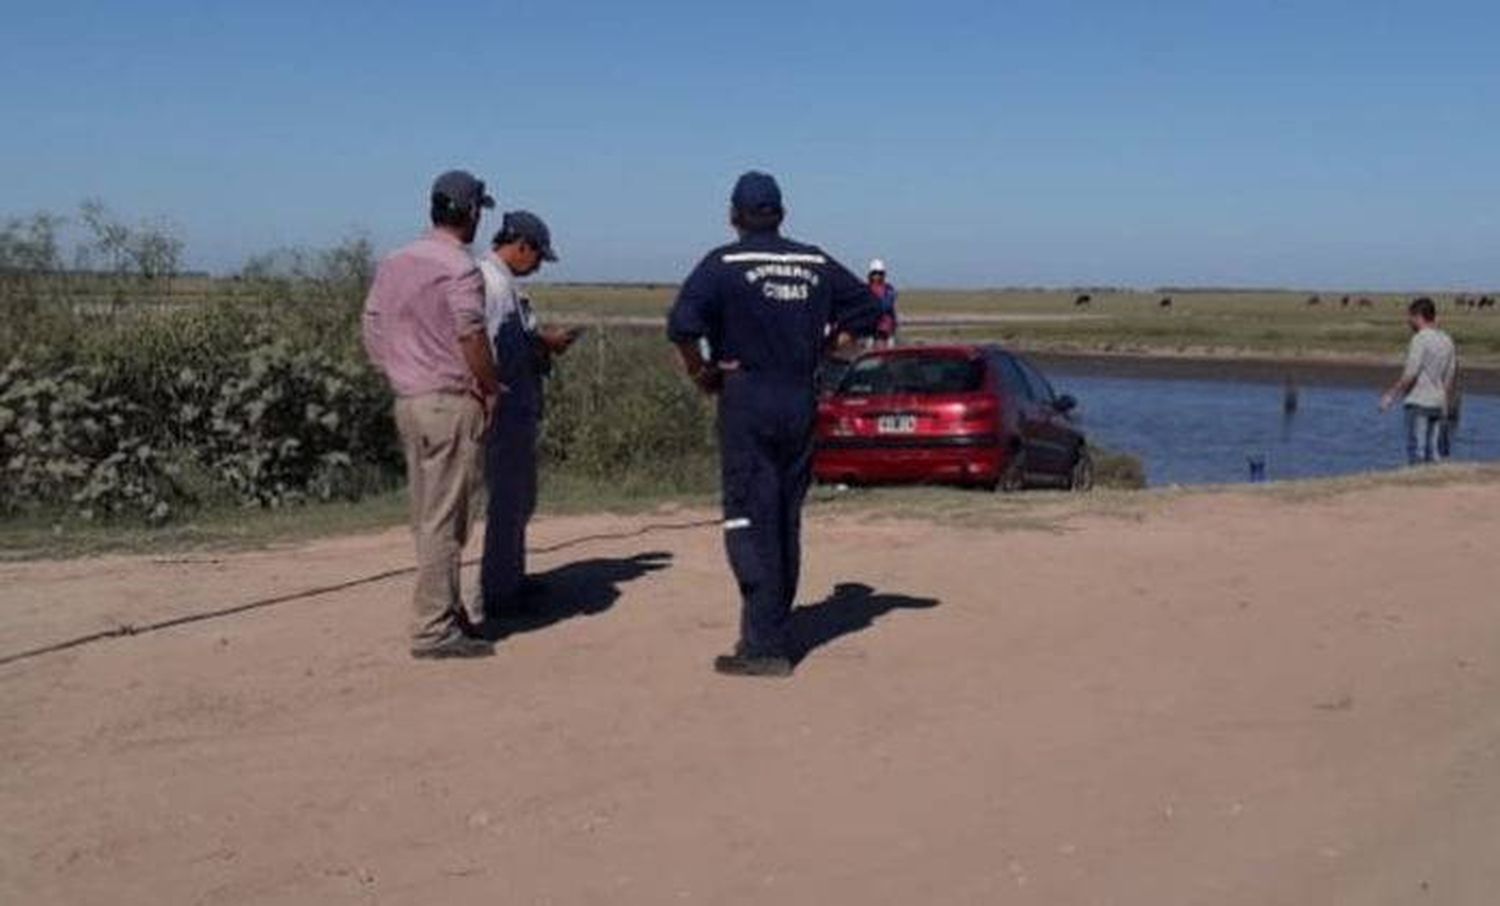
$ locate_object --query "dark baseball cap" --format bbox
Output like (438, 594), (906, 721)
(431, 169), (495, 212)
(731, 171), (783, 213)
(496, 210), (557, 261)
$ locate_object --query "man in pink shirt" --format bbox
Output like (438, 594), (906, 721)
(363, 170), (502, 659)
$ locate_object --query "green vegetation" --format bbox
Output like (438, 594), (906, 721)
(2, 240), (397, 524)
(1, 308), (719, 533)
(1092, 447), (1147, 490)
(1, 208), (721, 540)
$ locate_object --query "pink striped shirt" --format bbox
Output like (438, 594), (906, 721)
(361, 230), (485, 397)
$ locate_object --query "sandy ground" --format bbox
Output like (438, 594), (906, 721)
(4, 481), (1500, 905)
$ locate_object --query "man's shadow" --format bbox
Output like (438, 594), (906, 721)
(791, 582), (941, 665)
(488, 551), (672, 639)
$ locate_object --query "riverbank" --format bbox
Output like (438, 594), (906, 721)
(4, 469), (1499, 903)
(1029, 347), (1500, 393)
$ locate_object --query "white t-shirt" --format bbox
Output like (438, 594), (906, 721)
(1402, 326), (1457, 410)
(476, 253), (537, 345)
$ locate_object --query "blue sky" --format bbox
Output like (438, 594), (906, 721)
(2, 1), (1497, 288)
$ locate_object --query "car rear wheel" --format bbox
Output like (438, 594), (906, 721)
(1069, 447), (1095, 492)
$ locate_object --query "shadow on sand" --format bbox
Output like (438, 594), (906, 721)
(488, 551), (673, 640)
(791, 582), (941, 665)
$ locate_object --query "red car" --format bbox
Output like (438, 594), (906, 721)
(814, 344), (1093, 491)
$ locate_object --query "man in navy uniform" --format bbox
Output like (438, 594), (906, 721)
(477, 211), (580, 624)
(668, 171), (880, 677)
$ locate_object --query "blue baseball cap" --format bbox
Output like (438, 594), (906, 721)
(495, 210), (557, 261)
(431, 169), (495, 213)
(731, 171), (783, 213)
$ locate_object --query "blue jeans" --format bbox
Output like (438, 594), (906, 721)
(1405, 404), (1446, 465)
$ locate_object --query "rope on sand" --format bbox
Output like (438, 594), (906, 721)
(0, 517), (720, 669)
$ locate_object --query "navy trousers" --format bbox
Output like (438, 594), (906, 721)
(481, 409), (539, 617)
(718, 375), (816, 658)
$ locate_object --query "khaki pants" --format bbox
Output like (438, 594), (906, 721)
(394, 392), (485, 648)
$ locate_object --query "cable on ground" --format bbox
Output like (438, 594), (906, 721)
(0, 516), (720, 669)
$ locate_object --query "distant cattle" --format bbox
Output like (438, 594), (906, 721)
(1452, 294), (1497, 310)
(1074, 293), (1092, 308)
(1340, 295), (1351, 308)
(1306, 294), (1322, 307)
(1159, 296), (1173, 310)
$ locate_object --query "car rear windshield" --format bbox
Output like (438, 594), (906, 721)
(838, 355), (985, 395)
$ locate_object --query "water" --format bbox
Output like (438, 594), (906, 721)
(1051, 370), (1500, 486)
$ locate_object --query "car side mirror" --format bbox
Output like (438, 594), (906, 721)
(1054, 394), (1077, 413)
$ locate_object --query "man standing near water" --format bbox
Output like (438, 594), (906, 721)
(362, 170), (501, 659)
(1380, 297), (1457, 465)
(668, 171), (880, 677)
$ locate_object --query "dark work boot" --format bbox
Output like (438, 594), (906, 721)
(485, 580), (548, 623)
(713, 651), (794, 678)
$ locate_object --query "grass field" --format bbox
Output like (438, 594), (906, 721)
(0, 468), (723, 561)
(20, 274), (1496, 364)
(531, 284), (1500, 365)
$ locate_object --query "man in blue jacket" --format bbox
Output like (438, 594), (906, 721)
(477, 211), (579, 624)
(668, 171), (880, 677)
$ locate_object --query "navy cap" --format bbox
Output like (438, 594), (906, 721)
(496, 210), (557, 261)
(731, 171), (783, 213)
(431, 169), (495, 212)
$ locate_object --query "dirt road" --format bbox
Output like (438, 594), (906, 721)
(4, 481), (1500, 905)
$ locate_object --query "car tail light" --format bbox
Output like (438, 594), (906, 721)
(819, 400), (861, 437)
(957, 398), (999, 421)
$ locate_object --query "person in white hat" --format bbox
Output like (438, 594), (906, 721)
(866, 259), (898, 348)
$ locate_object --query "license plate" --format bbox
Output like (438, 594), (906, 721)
(876, 414), (918, 434)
